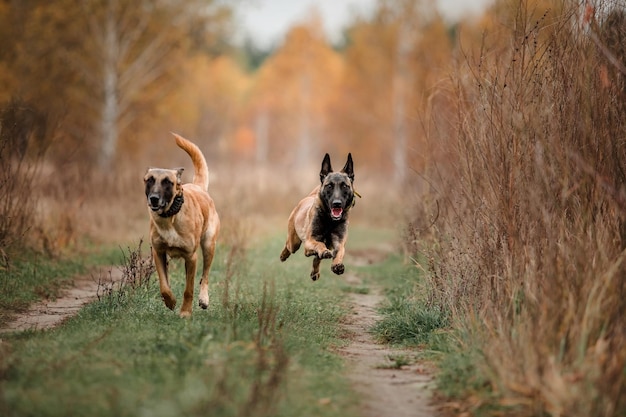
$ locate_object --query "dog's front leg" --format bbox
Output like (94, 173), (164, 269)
(310, 256), (322, 281)
(330, 235), (347, 275)
(154, 248), (176, 310)
(180, 253), (197, 318)
(303, 238), (333, 259)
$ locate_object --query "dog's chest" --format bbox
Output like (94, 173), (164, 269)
(160, 228), (185, 246)
(152, 221), (194, 254)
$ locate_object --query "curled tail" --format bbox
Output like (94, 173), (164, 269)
(171, 133), (209, 191)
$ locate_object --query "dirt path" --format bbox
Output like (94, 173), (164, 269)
(1, 267), (123, 333)
(339, 250), (436, 417)
(1, 253), (437, 417)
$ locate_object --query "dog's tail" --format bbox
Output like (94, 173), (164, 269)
(172, 133), (210, 191)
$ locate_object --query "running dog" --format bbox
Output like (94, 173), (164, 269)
(144, 133), (220, 317)
(280, 153), (356, 281)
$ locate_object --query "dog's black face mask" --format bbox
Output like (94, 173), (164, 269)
(144, 168), (183, 214)
(319, 153), (354, 221)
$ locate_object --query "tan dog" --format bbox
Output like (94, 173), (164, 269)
(280, 153), (356, 281)
(144, 133), (220, 317)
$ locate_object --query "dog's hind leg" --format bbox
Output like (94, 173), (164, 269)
(154, 249), (176, 310)
(198, 232), (218, 310)
(280, 240), (301, 261)
(310, 256), (322, 281)
(280, 225), (301, 261)
(180, 253), (198, 318)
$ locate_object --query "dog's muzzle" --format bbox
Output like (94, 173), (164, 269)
(148, 194), (165, 211)
(331, 200), (343, 220)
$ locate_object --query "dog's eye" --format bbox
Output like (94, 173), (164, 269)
(161, 178), (173, 187)
(341, 182), (349, 189)
(145, 176), (155, 186)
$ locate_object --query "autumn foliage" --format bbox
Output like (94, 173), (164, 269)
(0, 0), (625, 415)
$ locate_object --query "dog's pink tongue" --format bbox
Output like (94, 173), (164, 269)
(332, 208), (343, 218)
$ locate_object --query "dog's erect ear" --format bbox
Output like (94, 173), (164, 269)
(175, 168), (184, 185)
(341, 153), (354, 182)
(320, 153), (332, 183)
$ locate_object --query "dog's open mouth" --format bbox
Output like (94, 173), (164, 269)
(148, 195), (165, 212)
(149, 201), (164, 212)
(331, 207), (343, 219)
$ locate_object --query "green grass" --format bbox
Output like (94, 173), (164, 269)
(0, 244), (123, 326)
(0, 225), (451, 417)
(0, 231), (375, 417)
(373, 297), (448, 346)
(358, 252), (508, 415)
(356, 252), (448, 348)
(377, 354), (414, 369)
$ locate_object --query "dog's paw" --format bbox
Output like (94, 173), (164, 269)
(331, 263), (345, 275)
(320, 249), (333, 259)
(198, 298), (209, 310)
(310, 271), (320, 281)
(162, 293), (177, 310)
(179, 310), (192, 318)
(280, 248), (291, 262)
(304, 248), (316, 257)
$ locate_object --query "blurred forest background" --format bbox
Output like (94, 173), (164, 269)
(2, 0), (626, 415)
(0, 0), (468, 253)
(0, 0), (445, 249)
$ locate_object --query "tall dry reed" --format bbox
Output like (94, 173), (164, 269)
(415, 1), (626, 415)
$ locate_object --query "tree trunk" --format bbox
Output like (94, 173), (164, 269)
(255, 108), (269, 165)
(297, 67), (312, 167)
(98, 5), (119, 170)
(392, 23), (412, 186)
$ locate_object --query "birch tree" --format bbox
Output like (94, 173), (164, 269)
(384, 0), (434, 185)
(76, 0), (230, 169)
(0, 0), (231, 169)
(333, 0), (446, 182)
(252, 19), (343, 167)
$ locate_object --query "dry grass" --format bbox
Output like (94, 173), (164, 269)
(411, 1), (626, 416)
(0, 99), (47, 262)
(38, 155), (400, 250)
(96, 239), (154, 305)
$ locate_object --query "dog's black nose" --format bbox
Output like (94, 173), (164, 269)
(150, 196), (160, 207)
(332, 200), (342, 208)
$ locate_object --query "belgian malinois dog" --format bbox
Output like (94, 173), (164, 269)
(280, 153), (356, 281)
(144, 133), (220, 317)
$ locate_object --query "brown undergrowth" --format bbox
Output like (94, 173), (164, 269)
(0, 99), (47, 263)
(410, 1), (626, 416)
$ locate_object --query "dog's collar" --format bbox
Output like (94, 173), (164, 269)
(351, 189), (362, 208)
(159, 193), (184, 218)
